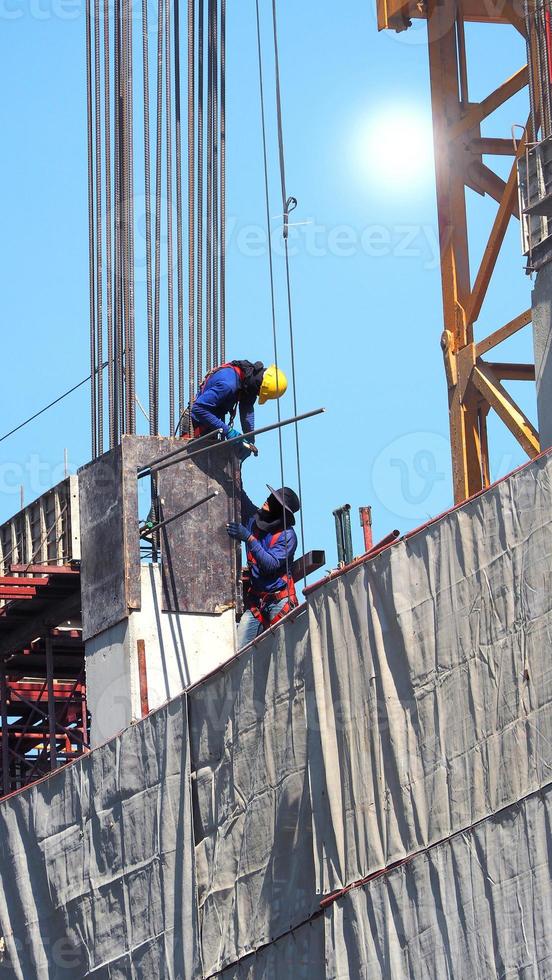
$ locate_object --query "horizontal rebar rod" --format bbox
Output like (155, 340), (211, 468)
(140, 489), (219, 535)
(138, 407), (325, 479)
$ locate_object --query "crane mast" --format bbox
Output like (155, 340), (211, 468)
(377, 0), (552, 502)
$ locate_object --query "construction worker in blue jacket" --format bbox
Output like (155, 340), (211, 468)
(190, 360), (287, 459)
(227, 483), (301, 648)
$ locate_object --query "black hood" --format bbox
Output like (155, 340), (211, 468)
(231, 360), (265, 399)
(254, 493), (295, 532)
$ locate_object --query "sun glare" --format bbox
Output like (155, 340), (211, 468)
(354, 108), (435, 191)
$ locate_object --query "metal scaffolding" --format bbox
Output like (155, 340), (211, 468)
(0, 569), (87, 800)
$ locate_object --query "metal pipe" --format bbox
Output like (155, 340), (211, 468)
(359, 506), (373, 552)
(141, 489), (219, 534)
(138, 407), (326, 477)
(0, 663), (9, 797)
(333, 511), (345, 565)
(332, 504), (353, 565)
(45, 637), (57, 771)
(366, 529), (400, 554)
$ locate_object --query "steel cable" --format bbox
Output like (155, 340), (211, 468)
(271, 0), (307, 584)
(141, 0), (155, 433)
(254, 0), (288, 597)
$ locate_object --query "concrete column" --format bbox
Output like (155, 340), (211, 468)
(532, 261), (552, 450)
(85, 565), (236, 747)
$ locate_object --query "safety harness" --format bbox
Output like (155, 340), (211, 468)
(245, 529), (298, 628)
(192, 362), (244, 436)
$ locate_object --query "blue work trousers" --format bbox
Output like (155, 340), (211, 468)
(237, 598), (288, 649)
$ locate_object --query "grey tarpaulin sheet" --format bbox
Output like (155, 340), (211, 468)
(189, 609), (316, 977)
(217, 784), (552, 979)
(306, 451), (552, 895)
(0, 697), (198, 979)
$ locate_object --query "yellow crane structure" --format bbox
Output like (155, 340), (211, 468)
(377, 0), (539, 503)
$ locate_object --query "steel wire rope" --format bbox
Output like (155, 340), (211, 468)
(104, 0), (115, 446)
(271, 0), (307, 585)
(86, 0), (97, 457)
(0, 368), (106, 445)
(153, 0), (165, 432)
(94, 0), (104, 453)
(165, 0), (176, 435)
(141, 0), (155, 433)
(254, 0), (290, 596)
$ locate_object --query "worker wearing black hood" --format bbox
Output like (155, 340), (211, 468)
(227, 483), (300, 648)
(190, 360), (288, 459)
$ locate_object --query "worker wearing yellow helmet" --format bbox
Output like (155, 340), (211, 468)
(190, 360), (287, 459)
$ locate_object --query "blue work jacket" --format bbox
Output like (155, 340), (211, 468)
(190, 366), (255, 437)
(242, 491), (297, 593)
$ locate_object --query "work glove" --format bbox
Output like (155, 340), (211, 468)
(226, 522), (251, 543)
(227, 427), (243, 442)
(227, 427), (253, 462)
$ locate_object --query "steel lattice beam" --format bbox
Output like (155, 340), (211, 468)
(377, 0), (538, 502)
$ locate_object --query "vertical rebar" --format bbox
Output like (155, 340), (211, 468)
(86, 0), (97, 458)
(94, 0), (104, 453)
(153, 0), (164, 433)
(142, 0), (155, 433)
(205, 0), (213, 373)
(187, 0), (196, 419)
(219, 0), (226, 362)
(104, 0), (115, 447)
(126, 0), (136, 433)
(196, 0), (204, 390)
(211, 0), (219, 367)
(165, 0), (175, 435)
(176, 0), (187, 425)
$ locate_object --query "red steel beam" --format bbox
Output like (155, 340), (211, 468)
(9, 565), (79, 576)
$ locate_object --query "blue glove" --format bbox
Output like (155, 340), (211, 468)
(227, 427), (243, 442)
(226, 522), (250, 542)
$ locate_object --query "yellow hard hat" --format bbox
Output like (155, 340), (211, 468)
(258, 364), (287, 404)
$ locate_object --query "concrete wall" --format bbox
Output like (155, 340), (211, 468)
(86, 564), (235, 746)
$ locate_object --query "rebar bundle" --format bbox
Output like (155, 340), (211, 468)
(525, 0), (552, 139)
(86, 0), (226, 455)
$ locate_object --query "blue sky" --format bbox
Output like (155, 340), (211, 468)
(0, 0), (534, 567)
